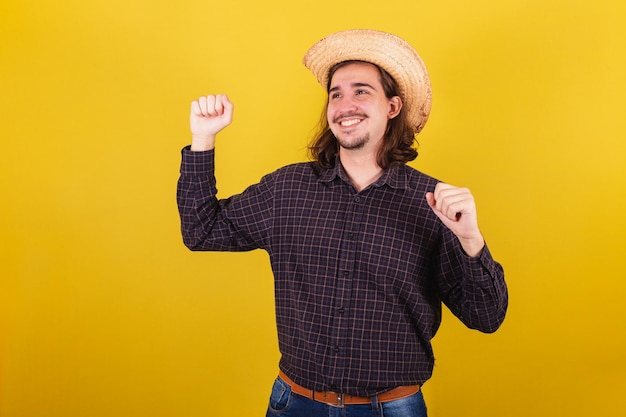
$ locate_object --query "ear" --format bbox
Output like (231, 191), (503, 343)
(388, 96), (403, 119)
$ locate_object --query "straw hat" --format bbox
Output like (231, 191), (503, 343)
(303, 29), (432, 133)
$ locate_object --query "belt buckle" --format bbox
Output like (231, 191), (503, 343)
(335, 392), (345, 408)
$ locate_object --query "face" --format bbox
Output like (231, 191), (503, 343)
(327, 62), (402, 153)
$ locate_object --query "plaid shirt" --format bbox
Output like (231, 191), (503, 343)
(177, 147), (507, 396)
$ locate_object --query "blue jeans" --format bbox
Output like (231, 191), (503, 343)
(265, 376), (428, 417)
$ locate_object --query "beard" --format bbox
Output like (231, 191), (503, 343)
(336, 132), (370, 150)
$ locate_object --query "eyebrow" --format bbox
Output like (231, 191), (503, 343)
(328, 82), (377, 93)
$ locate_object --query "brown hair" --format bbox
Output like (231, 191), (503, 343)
(308, 60), (419, 169)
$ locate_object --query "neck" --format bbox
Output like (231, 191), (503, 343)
(339, 148), (383, 192)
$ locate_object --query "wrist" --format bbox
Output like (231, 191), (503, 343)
(190, 134), (215, 152)
(458, 235), (485, 258)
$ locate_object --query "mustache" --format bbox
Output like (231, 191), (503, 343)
(333, 112), (368, 124)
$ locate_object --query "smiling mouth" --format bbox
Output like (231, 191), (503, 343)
(338, 118), (362, 127)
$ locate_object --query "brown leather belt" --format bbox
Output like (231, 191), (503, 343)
(278, 371), (420, 408)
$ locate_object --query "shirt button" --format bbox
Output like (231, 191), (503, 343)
(354, 196), (361, 203)
(343, 270), (349, 277)
(336, 307), (345, 315)
(333, 346), (340, 353)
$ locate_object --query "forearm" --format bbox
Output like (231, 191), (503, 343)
(459, 245), (508, 332)
(176, 147), (223, 250)
(438, 239), (508, 333)
(176, 146), (273, 252)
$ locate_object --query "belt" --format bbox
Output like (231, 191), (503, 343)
(278, 371), (420, 408)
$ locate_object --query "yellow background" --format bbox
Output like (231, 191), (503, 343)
(1, 0), (625, 416)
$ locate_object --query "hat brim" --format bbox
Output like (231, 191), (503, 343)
(303, 29), (432, 133)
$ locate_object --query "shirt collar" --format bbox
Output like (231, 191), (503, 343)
(317, 156), (409, 190)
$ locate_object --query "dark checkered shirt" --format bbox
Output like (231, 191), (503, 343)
(177, 147), (507, 396)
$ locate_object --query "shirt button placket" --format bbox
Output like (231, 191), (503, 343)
(329, 193), (363, 389)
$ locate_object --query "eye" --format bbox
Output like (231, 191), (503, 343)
(330, 92), (342, 99)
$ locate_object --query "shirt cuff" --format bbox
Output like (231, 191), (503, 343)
(462, 242), (500, 279)
(180, 145), (215, 176)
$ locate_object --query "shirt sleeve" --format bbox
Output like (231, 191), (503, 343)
(433, 229), (508, 333)
(176, 146), (273, 252)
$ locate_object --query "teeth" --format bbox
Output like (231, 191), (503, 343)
(340, 119), (360, 127)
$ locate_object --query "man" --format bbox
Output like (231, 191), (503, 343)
(177, 29), (508, 417)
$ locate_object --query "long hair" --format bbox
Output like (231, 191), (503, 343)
(308, 60), (419, 169)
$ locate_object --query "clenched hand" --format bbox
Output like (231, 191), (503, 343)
(190, 94), (234, 151)
(425, 183), (485, 257)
